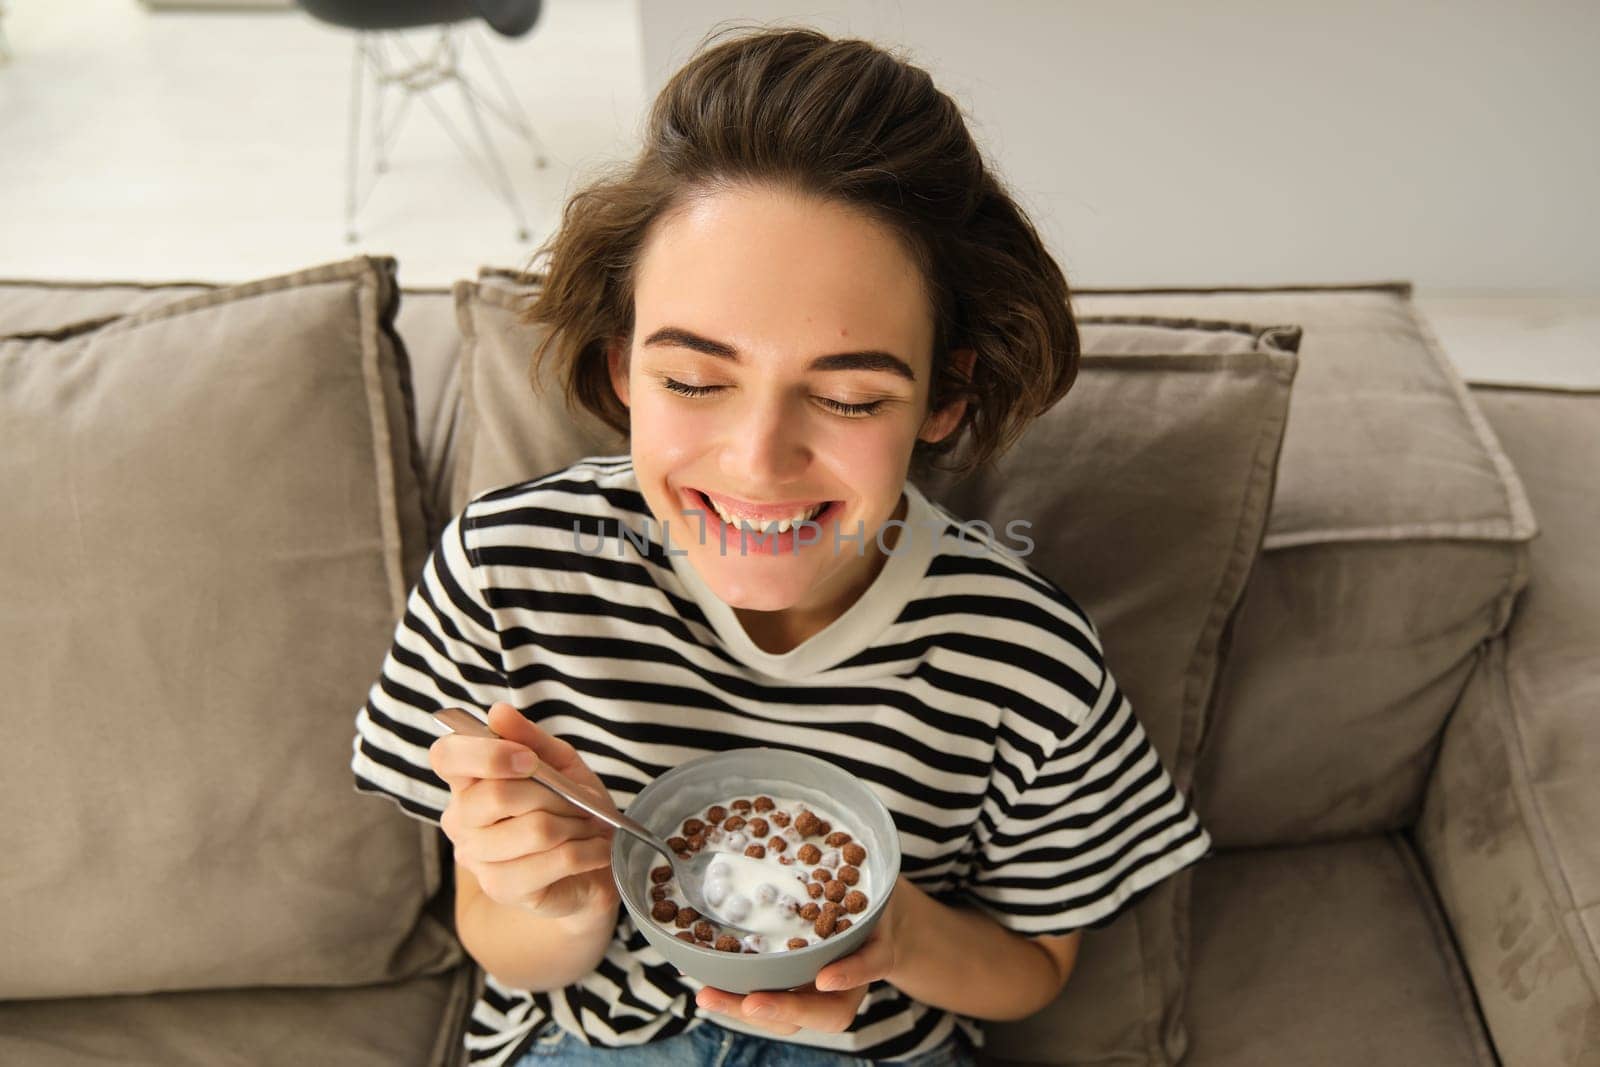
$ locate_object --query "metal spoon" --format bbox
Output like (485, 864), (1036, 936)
(433, 708), (763, 943)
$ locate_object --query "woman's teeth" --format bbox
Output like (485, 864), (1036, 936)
(703, 494), (829, 533)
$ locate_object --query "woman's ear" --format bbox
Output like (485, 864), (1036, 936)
(606, 338), (631, 409)
(919, 347), (976, 444)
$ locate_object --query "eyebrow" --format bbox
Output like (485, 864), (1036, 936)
(642, 326), (917, 382)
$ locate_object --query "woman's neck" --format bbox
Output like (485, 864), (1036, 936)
(730, 492), (907, 655)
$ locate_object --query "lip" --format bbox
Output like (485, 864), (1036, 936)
(689, 487), (836, 522)
(678, 488), (844, 556)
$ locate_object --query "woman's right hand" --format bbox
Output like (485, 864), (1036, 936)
(430, 701), (620, 921)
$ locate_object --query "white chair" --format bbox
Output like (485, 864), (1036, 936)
(298, 0), (549, 242)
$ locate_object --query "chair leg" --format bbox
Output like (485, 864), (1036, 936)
(346, 24), (538, 243)
(451, 46), (533, 241)
(464, 25), (548, 169)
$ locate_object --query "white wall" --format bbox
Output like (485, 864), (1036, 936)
(637, 1), (1599, 295)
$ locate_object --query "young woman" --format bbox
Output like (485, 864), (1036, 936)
(353, 25), (1211, 1067)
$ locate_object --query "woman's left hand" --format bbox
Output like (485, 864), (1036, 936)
(693, 877), (907, 1035)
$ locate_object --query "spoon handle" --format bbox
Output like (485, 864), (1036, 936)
(433, 708), (666, 858)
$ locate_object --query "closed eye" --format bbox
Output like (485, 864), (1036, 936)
(816, 396), (887, 417)
(659, 377), (887, 417)
(659, 377), (720, 399)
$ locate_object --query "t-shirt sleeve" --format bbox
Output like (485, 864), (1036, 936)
(963, 657), (1214, 938)
(350, 505), (512, 827)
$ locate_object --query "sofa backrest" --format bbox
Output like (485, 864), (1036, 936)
(0, 273), (1538, 851)
(1063, 286), (1536, 846)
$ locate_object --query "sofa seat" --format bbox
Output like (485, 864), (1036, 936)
(1184, 834), (1497, 1066)
(0, 963), (477, 1067)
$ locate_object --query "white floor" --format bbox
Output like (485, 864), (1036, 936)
(0, 1), (1593, 389)
(0, 0), (646, 287)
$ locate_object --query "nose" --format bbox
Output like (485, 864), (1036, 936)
(718, 390), (812, 488)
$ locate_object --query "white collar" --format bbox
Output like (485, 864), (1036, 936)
(664, 481), (941, 679)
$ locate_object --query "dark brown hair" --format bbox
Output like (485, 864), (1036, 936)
(516, 23), (1079, 477)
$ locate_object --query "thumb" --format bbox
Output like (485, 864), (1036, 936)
(485, 702), (617, 819)
(486, 701), (584, 776)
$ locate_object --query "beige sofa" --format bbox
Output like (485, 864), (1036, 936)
(0, 259), (1593, 1067)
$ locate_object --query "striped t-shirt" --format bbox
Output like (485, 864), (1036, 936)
(351, 455), (1212, 1065)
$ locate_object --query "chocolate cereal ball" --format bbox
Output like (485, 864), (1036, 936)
(767, 836), (787, 853)
(730, 799), (753, 813)
(650, 865), (672, 884)
(754, 796), (776, 812)
(693, 919), (715, 941)
(723, 815), (745, 831)
(793, 810), (822, 837)
(769, 810), (791, 827)
(843, 890), (869, 914)
(747, 817), (769, 837)
(666, 836), (688, 851)
(837, 865), (860, 885)
(805, 881), (824, 899)
(681, 818), (706, 836)
(651, 899), (677, 923)
(823, 880), (847, 903)
(842, 843), (867, 866)
(824, 831), (852, 847)
(796, 843), (821, 865)
(787, 937), (809, 950)
(799, 902), (820, 921)
(706, 805), (727, 824)
(674, 906), (700, 928)
(836, 918), (852, 932)
(675, 931), (696, 943)
(744, 843), (766, 859)
(714, 935), (742, 953)
(650, 884), (671, 901)
(814, 912), (837, 937)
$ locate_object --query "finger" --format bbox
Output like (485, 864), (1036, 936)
(734, 986), (864, 1035)
(479, 704), (619, 818)
(487, 702), (588, 776)
(471, 833), (616, 904)
(453, 807), (611, 865)
(428, 731), (540, 790)
(814, 931), (896, 992)
(455, 775), (603, 830)
(695, 990), (802, 1036)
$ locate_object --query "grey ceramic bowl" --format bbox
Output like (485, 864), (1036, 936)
(612, 747), (901, 994)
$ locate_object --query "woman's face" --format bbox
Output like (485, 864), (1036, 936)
(608, 183), (968, 620)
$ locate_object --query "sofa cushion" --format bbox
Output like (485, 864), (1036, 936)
(0, 961), (476, 1067)
(1417, 385), (1600, 1067)
(0, 277), (465, 548)
(447, 277), (625, 518)
(919, 318), (1297, 1067)
(1068, 285), (1537, 847)
(388, 287), (465, 545)
(1180, 836), (1496, 1066)
(0, 257), (460, 998)
(0, 278), (215, 335)
(456, 275), (1299, 1066)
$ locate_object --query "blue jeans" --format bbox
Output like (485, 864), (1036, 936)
(513, 1018), (976, 1066)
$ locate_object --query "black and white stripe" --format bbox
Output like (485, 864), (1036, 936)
(352, 456), (1212, 1065)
